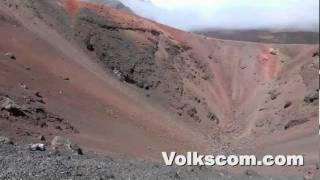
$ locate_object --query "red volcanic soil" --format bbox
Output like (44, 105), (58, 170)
(64, 0), (79, 16)
(0, 4), (204, 159)
(0, 0), (319, 176)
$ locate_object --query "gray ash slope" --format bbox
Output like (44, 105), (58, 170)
(0, 142), (304, 180)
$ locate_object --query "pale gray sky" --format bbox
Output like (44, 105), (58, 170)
(119, 0), (319, 31)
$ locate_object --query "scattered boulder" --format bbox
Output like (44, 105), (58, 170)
(51, 136), (71, 149)
(34, 92), (43, 98)
(55, 126), (63, 130)
(207, 112), (219, 124)
(240, 66), (247, 69)
(269, 48), (278, 55)
(187, 107), (197, 118)
(303, 171), (313, 180)
(4, 52), (16, 60)
(312, 51), (319, 57)
(0, 136), (14, 145)
(70, 144), (84, 155)
(29, 143), (46, 151)
(244, 169), (260, 177)
(201, 75), (211, 80)
(304, 91), (319, 104)
(112, 68), (123, 80)
(194, 97), (201, 103)
(85, 38), (95, 52)
(284, 101), (292, 109)
(38, 135), (46, 141)
(51, 136), (83, 155)
(151, 29), (161, 36)
(1, 94), (74, 134)
(268, 90), (280, 100)
(0, 97), (26, 117)
(186, 107), (202, 123)
(193, 116), (202, 123)
(255, 120), (265, 128)
(258, 108), (266, 111)
(86, 44), (95, 52)
(19, 83), (28, 89)
(284, 118), (309, 130)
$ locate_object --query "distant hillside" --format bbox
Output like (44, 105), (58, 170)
(196, 30), (319, 44)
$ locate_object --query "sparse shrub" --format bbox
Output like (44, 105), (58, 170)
(268, 90), (280, 100)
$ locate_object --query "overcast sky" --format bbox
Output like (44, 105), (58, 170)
(119, 0), (319, 31)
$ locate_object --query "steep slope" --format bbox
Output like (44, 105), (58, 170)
(0, 0), (206, 159)
(0, 0), (318, 175)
